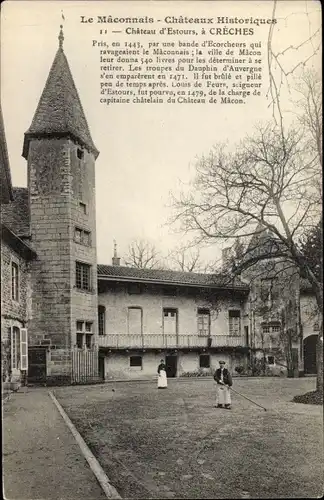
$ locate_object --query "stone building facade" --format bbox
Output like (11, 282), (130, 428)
(1, 28), (100, 385)
(1, 29), (320, 384)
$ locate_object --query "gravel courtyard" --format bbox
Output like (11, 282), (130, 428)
(54, 377), (323, 499)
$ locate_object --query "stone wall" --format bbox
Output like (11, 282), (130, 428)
(1, 241), (30, 335)
(1, 240), (31, 381)
(27, 138), (98, 379)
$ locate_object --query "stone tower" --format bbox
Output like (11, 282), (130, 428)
(22, 27), (99, 381)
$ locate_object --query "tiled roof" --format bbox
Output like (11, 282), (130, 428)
(23, 45), (99, 159)
(97, 264), (249, 290)
(0, 187), (30, 236)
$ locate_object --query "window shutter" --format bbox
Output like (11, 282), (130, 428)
(20, 328), (28, 371)
(9, 326), (13, 368)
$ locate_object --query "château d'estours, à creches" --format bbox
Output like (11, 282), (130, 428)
(1, 28), (320, 387)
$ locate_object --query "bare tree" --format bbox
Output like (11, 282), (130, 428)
(123, 239), (162, 269)
(294, 70), (322, 169)
(172, 119), (322, 390)
(167, 246), (203, 272)
(267, 0), (321, 129)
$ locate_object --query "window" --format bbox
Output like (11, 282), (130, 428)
(75, 228), (82, 243)
(198, 308), (210, 336)
(128, 284), (142, 295)
(261, 278), (279, 305)
(128, 307), (142, 335)
(130, 355), (142, 368)
(244, 325), (249, 345)
(77, 148), (84, 160)
(79, 201), (87, 214)
(199, 354), (210, 368)
(81, 231), (91, 246)
(262, 322), (281, 335)
(98, 306), (106, 336)
(75, 228), (91, 246)
(85, 334), (92, 349)
(85, 322), (92, 332)
(76, 321), (93, 348)
(163, 286), (177, 297)
(229, 310), (241, 336)
(11, 262), (19, 300)
(267, 356), (275, 365)
(11, 327), (20, 369)
(76, 333), (83, 349)
(76, 262), (91, 290)
(163, 308), (178, 335)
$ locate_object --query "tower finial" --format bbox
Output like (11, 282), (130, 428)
(113, 240), (117, 257)
(58, 24), (64, 49)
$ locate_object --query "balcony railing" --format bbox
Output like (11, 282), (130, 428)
(98, 334), (246, 349)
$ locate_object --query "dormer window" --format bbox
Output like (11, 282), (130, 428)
(77, 148), (84, 160)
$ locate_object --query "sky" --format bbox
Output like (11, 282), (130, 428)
(1, 0), (321, 266)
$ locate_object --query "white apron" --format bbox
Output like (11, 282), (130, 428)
(216, 384), (231, 405)
(158, 369), (168, 389)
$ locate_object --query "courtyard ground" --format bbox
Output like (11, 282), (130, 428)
(3, 389), (106, 500)
(53, 377), (323, 499)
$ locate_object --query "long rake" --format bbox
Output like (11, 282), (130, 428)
(230, 386), (268, 411)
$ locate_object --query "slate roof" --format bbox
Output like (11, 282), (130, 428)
(0, 187), (30, 237)
(0, 104), (13, 203)
(1, 223), (36, 260)
(97, 264), (249, 291)
(23, 37), (99, 159)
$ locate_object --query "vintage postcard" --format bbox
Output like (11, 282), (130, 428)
(1, 1), (322, 499)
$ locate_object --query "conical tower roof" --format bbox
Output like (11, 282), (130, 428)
(23, 26), (99, 159)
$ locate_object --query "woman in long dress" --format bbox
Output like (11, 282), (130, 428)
(157, 359), (168, 389)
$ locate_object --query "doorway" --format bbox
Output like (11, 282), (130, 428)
(303, 335), (318, 374)
(166, 354), (177, 378)
(98, 355), (105, 380)
(28, 347), (47, 384)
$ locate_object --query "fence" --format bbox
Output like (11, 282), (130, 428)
(71, 347), (100, 384)
(98, 333), (246, 349)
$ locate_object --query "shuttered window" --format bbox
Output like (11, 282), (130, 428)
(198, 309), (210, 336)
(229, 310), (241, 336)
(20, 328), (28, 371)
(128, 307), (142, 335)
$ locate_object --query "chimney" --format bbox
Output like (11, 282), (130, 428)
(112, 240), (121, 266)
